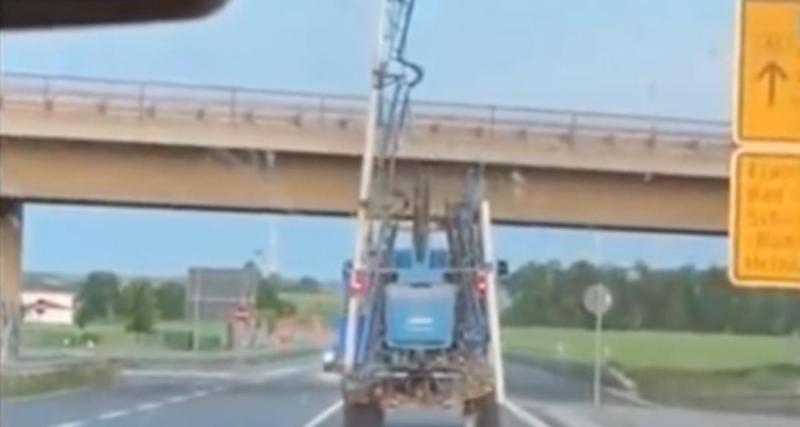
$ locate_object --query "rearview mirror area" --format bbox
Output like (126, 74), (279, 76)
(0, 0), (228, 29)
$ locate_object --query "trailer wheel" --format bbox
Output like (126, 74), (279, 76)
(473, 392), (502, 427)
(343, 401), (384, 427)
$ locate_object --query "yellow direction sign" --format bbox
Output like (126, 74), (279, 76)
(729, 147), (800, 288)
(735, 0), (800, 145)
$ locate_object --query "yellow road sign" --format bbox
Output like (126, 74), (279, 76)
(735, 0), (800, 145)
(729, 147), (800, 288)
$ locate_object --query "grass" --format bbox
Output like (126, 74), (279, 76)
(21, 320), (228, 352)
(280, 291), (342, 322)
(502, 326), (800, 371)
(0, 361), (117, 398)
(18, 298), (338, 353)
(19, 291), (341, 352)
(504, 326), (800, 410)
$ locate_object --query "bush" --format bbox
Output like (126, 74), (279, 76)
(162, 330), (193, 351)
(197, 335), (223, 351)
(1, 361), (117, 398)
(77, 332), (102, 346)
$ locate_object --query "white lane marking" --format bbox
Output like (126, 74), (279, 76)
(98, 410), (130, 421)
(314, 372), (340, 384)
(299, 400), (344, 427)
(254, 365), (307, 383)
(166, 394), (190, 404)
(510, 399), (608, 427)
(501, 400), (553, 427)
(49, 422), (86, 427)
(136, 401), (164, 411)
(191, 390), (210, 398)
(122, 364), (309, 382)
(604, 387), (659, 408)
(121, 370), (234, 380)
(534, 404), (607, 427)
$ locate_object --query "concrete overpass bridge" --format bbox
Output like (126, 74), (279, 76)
(0, 72), (732, 320)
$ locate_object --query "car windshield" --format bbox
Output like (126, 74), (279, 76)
(1, 2), (799, 427)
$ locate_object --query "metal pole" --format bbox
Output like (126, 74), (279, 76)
(592, 231), (602, 407)
(593, 306), (603, 407)
(480, 201), (506, 402)
(344, 0), (389, 374)
(0, 300), (6, 365)
(192, 284), (201, 352)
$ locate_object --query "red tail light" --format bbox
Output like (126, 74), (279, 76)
(350, 269), (368, 294)
(475, 270), (489, 293)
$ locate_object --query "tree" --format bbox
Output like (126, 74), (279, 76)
(298, 276), (321, 292)
(500, 260), (800, 336)
(155, 282), (186, 320)
(256, 279), (297, 317)
(74, 303), (91, 330)
(125, 280), (157, 336)
(256, 279), (281, 310)
(76, 271), (121, 325)
(117, 284), (136, 319)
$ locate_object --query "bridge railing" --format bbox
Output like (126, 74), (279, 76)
(0, 72), (732, 147)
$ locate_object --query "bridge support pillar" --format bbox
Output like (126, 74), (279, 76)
(0, 199), (23, 363)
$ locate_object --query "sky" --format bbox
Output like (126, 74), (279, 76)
(0, 0), (733, 279)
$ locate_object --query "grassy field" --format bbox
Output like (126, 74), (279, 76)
(280, 291), (342, 322)
(1, 361), (117, 398)
(21, 320), (227, 352)
(503, 326), (800, 371)
(18, 291), (341, 352)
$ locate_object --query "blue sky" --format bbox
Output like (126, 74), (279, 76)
(1, 0), (732, 278)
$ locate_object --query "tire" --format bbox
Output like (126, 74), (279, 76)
(343, 401), (384, 427)
(473, 392), (502, 427)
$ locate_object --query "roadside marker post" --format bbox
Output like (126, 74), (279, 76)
(729, 0), (800, 289)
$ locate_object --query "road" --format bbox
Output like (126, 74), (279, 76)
(2, 357), (798, 427)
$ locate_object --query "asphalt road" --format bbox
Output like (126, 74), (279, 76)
(2, 357), (798, 427)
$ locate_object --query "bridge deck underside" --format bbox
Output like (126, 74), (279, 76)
(0, 138), (727, 234)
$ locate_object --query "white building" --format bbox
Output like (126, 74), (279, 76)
(22, 284), (75, 325)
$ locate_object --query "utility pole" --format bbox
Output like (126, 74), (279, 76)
(0, 286), (7, 364)
(192, 283), (201, 352)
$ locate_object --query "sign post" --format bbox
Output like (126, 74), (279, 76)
(730, 0), (800, 289)
(583, 284), (613, 407)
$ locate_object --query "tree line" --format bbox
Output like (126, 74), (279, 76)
(73, 271), (305, 335)
(74, 272), (186, 334)
(502, 260), (800, 336)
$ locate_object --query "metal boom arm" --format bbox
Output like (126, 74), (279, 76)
(344, 0), (423, 373)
